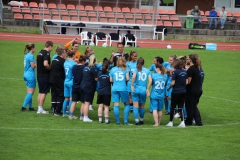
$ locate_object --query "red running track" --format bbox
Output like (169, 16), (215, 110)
(0, 32), (239, 51)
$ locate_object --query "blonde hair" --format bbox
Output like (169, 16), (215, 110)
(117, 57), (127, 70)
(88, 55), (96, 67)
(84, 46), (93, 56)
(56, 45), (66, 55)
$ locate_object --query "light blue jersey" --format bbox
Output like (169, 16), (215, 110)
(64, 59), (76, 97)
(109, 67), (129, 92)
(150, 73), (168, 99)
(126, 60), (137, 92)
(24, 53), (35, 80)
(149, 62), (170, 73)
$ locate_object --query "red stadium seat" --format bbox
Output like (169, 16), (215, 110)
(67, 4), (75, 10)
(58, 4), (66, 10)
(48, 3), (57, 9)
(14, 13), (23, 20)
(81, 17), (89, 21)
(172, 21), (182, 27)
(24, 14), (33, 20)
(29, 2), (38, 8)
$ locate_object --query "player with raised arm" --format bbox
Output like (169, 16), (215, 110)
(64, 37), (81, 63)
(21, 43), (37, 111)
(131, 57), (151, 125)
(109, 57), (131, 125)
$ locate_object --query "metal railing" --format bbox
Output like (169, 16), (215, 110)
(0, 0), (3, 25)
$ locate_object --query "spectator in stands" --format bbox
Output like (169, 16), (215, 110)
(209, 6), (218, 30)
(190, 5), (201, 28)
(219, 6), (227, 29)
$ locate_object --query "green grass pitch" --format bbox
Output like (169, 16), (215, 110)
(0, 40), (239, 159)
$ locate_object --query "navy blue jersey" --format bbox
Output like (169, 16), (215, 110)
(72, 65), (85, 91)
(199, 68), (204, 91)
(172, 68), (187, 93)
(80, 66), (98, 92)
(98, 71), (111, 95)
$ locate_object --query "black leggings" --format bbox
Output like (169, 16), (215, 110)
(170, 92), (186, 121)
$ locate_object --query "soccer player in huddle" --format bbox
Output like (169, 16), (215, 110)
(69, 56), (86, 120)
(49, 45), (67, 116)
(62, 50), (77, 117)
(147, 63), (168, 126)
(109, 57), (131, 125)
(21, 43), (37, 111)
(64, 37), (81, 62)
(131, 57), (151, 125)
(97, 60), (111, 124)
(166, 58), (188, 127)
(80, 55), (98, 122)
(36, 41), (53, 114)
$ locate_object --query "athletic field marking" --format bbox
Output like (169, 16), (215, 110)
(0, 77), (22, 81)
(203, 95), (240, 104)
(0, 122), (239, 132)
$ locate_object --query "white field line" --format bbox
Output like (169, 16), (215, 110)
(202, 95), (240, 104)
(0, 122), (239, 132)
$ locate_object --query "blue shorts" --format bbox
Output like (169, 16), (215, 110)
(127, 81), (132, 93)
(150, 98), (164, 111)
(132, 89), (147, 104)
(37, 77), (50, 94)
(112, 91), (129, 103)
(24, 77), (36, 88)
(64, 82), (73, 97)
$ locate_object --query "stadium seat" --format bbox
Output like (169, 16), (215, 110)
(173, 21), (182, 27)
(85, 5), (93, 11)
(153, 26), (165, 40)
(48, 3), (57, 10)
(104, 6), (112, 12)
(53, 16), (61, 20)
(40, 9), (50, 15)
(33, 15), (42, 21)
(29, 2), (38, 8)
(43, 15), (51, 19)
(144, 15), (151, 20)
(81, 31), (93, 45)
(39, 3), (47, 9)
(79, 12), (87, 17)
(125, 13), (133, 19)
(122, 7), (130, 13)
(58, 4), (66, 10)
(149, 9), (157, 14)
(227, 12), (232, 17)
(100, 18), (108, 22)
(164, 21), (172, 27)
(71, 16), (79, 21)
(51, 10), (59, 16)
(200, 17), (208, 22)
(12, 7), (21, 13)
(31, 8), (40, 14)
(95, 32), (108, 46)
(95, 6), (103, 12)
(116, 14), (124, 19)
(157, 21), (163, 26)
(81, 17), (89, 21)
(62, 16), (70, 20)
(90, 18), (98, 22)
(237, 18), (240, 23)
(106, 13), (115, 18)
(113, 7), (121, 13)
(108, 33), (122, 46)
(99, 13), (106, 18)
(24, 14), (33, 20)
(14, 13), (23, 20)
(136, 20), (144, 24)
(76, 5), (84, 10)
(161, 16), (170, 21)
(200, 11), (205, 16)
(131, 8), (140, 14)
(21, 1), (28, 8)
(158, 9), (167, 15)
(127, 19), (135, 24)
(233, 12), (240, 17)
(140, 8), (148, 14)
(124, 34), (137, 47)
(88, 12), (97, 17)
(67, 4), (75, 10)
(167, 10), (176, 15)
(145, 20), (153, 25)
(21, 8), (31, 14)
(187, 10), (191, 15)
(134, 15), (142, 19)
(109, 19), (116, 23)
(205, 11), (209, 16)
(118, 19), (126, 23)
(69, 11), (77, 16)
(170, 16), (179, 21)
(152, 16), (161, 21)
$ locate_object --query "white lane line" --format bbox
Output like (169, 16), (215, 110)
(0, 77), (22, 81)
(0, 122), (239, 132)
(203, 95), (240, 104)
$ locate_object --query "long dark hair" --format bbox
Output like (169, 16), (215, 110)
(155, 56), (164, 64)
(156, 63), (166, 75)
(128, 51), (137, 61)
(189, 54), (200, 67)
(137, 57), (144, 72)
(24, 43), (35, 54)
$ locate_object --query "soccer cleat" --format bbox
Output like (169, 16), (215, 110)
(178, 121), (186, 128)
(89, 105), (93, 110)
(29, 108), (35, 111)
(79, 116), (83, 120)
(62, 114), (68, 117)
(135, 122), (140, 125)
(83, 118), (93, 122)
(20, 107), (27, 112)
(105, 121), (110, 124)
(174, 113), (180, 118)
(140, 121), (144, 125)
(37, 110), (49, 114)
(166, 121), (173, 127)
(69, 116), (78, 120)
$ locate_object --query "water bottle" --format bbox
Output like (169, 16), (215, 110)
(139, 32), (142, 39)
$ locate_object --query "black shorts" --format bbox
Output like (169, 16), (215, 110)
(72, 90), (81, 102)
(37, 77), (50, 94)
(81, 91), (95, 103)
(97, 94), (111, 106)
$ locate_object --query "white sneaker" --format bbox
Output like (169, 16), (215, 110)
(178, 121), (186, 128)
(79, 116), (83, 120)
(62, 114), (67, 117)
(89, 105), (93, 110)
(174, 113), (180, 118)
(83, 118), (93, 122)
(192, 119), (196, 124)
(37, 109), (49, 114)
(69, 116), (78, 120)
(166, 121), (173, 127)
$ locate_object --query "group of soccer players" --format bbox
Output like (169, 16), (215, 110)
(22, 38), (204, 127)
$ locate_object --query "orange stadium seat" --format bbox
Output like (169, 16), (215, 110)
(122, 7), (130, 13)
(161, 16), (170, 21)
(12, 7), (21, 13)
(95, 6), (103, 12)
(71, 16), (79, 21)
(200, 17), (208, 22)
(149, 9), (157, 14)
(104, 6), (112, 12)
(145, 20), (153, 24)
(109, 19), (116, 23)
(116, 14), (124, 19)
(21, 8), (31, 14)
(233, 12), (240, 17)
(43, 15), (51, 19)
(100, 18), (108, 22)
(106, 13), (115, 18)
(85, 5), (93, 11)
(58, 4), (66, 10)
(127, 19), (135, 24)
(205, 11), (209, 16)
(113, 7), (121, 12)
(76, 5), (84, 10)
(164, 21), (172, 27)
(118, 19), (126, 23)
(158, 9), (167, 15)
(51, 10), (59, 16)
(144, 15), (151, 20)
(227, 12), (232, 17)
(24, 14), (33, 20)
(140, 8), (148, 14)
(152, 16), (161, 21)
(200, 11), (205, 16)
(170, 15), (179, 21)
(14, 13), (23, 20)
(90, 18), (98, 22)
(40, 9), (50, 15)
(21, 1), (28, 8)
(81, 17), (89, 21)
(53, 16), (61, 20)
(33, 15), (42, 20)
(39, 3), (47, 9)
(88, 12), (96, 17)
(79, 12), (87, 17)
(99, 13), (106, 18)
(157, 21), (163, 26)
(48, 3), (57, 9)
(69, 11), (77, 16)
(131, 8), (139, 14)
(125, 13), (133, 19)
(31, 8), (40, 14)
(172, 21), (182, 27)
(134, 14), (142, 19)
(60, 10), (69, 16)
(62, 16), (70, 20)
(67, 4), (75, 10)
(167, 10), (176, 15)
(29, 2), (38, 8)
(136, 20), (144, 24)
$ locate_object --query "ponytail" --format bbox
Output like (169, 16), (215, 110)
(137, 57), (144, 72)
(24, 43), (35, 54)
(102, 61), (109, 73)
(156, 63), (166, 76)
